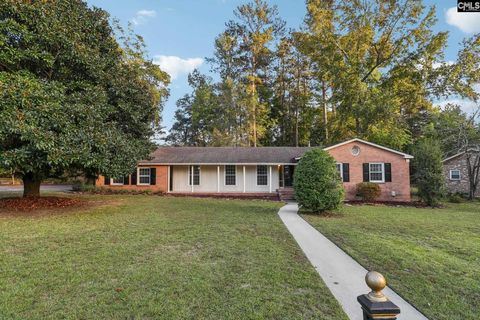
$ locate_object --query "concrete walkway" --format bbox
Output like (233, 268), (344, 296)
(278, 203), (428, 320)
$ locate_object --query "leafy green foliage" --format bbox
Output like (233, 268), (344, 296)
(0, 0), (169, 196)
(293, 148), (344, 212)
(166, 70), (225, 146)
(356, 182), (381, 202)
(169, 1), (480, 153)
(447, 193), (464, 203)
(412, 138), (446, 206)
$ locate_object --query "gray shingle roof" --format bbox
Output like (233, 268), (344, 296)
(139, 147), (315, 165)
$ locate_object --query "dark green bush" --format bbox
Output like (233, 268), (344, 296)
(72, 183), (96, 192)
(412, 138), (446, 207)
(447, 193), (464, 203)
(73, 184), (154, 195)
(293, 148), (344, 212)
(356, 182), (381, 202)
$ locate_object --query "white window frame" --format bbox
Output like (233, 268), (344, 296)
(336, 163), (343, 179)
(369, 163), (385, 183)
(188, 165), (200, 186)
(224, 165), (237, 186)
(111, 176), (125, 185)
(138, 167), (151, 185)
(256, 165), (268, 186)
(449, 169), (461, 181)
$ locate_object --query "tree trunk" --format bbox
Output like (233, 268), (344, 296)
(322, 81), (329, 142)
(23, 172), (41, 198)
(85, 175), (97, 185)
(295, 108), (299, 147)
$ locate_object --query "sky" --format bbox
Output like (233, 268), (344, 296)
(86, 0), (480, 131)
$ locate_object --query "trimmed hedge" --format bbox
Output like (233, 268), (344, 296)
(356, 182), (381, 202)
(293, 148), (344, 212)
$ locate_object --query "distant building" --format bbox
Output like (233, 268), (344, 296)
(443, 151), (480, 197)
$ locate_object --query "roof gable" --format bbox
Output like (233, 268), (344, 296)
(443, 149), (480, 163)
(323, 138), (413, 159)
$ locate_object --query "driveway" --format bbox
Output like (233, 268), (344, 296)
(0, 184), (73, 193)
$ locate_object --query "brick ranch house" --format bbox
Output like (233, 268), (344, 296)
(96, 138), (413, 202)
(443, 150), (480, 197)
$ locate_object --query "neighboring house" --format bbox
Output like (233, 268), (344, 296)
(96, 138), (413, 201)
(443, 151), (480, 197)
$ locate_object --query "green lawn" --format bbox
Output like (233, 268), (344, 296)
(302, 202), (480, 320)
(0, 195), (347, 320)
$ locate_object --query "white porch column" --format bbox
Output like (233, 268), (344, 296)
(243, 165), (246, 193)
(191, 165), (194, 193)
(217, 166), (220, 193)
(269, 165), (272, 193)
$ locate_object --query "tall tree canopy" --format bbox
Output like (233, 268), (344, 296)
(169, 0), (479, 154)
(0, 0), (169, 196)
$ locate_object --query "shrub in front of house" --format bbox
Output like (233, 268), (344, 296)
(73, 185), (156, 195)
(356, 182), (381, 202)
(447, 192), (464, 203)
(412, 138), (446, 207)
(293, 148), (344, 212)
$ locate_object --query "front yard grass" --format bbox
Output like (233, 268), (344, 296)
(302, 202), (480, 320)
(0, 195), (348, 320)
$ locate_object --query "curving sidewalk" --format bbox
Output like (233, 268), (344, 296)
(278, 203), (428, 320)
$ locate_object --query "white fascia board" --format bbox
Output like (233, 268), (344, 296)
(323, 138), (414, 159)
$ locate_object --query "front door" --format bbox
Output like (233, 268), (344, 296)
(284, 165), (294, 187)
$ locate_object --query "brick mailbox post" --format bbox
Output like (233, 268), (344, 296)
(357, 271), (400, 320)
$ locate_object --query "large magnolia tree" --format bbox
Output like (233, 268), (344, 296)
(0, 0), (169, 197)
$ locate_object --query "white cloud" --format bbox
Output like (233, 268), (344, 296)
(446, 7), (480, 33)
(153, 55), (204, 80)
(131, 9), (157, 26)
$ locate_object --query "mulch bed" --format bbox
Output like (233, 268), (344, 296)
(344, 200), (432, 208)
(0, 196), (83, 212)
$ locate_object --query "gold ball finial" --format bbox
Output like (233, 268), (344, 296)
(365, 271), (388, 302)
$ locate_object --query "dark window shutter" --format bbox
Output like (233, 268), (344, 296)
(124, 176), (130, 185)
(131, 170), (137, 185)
(363, 163), (370, 182)
(104, 177), (110, 185)
(342, 163), (350, 182)
(150, 168), (156, 185)
(385, 163), (392, 182)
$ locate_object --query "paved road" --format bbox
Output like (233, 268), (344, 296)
(0, 184), (73, 193)
(278, 203), (428, 320)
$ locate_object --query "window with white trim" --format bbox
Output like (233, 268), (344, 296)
(112, 177), (124, 185)
(189, 165), (200, 185)
(225, 165), (236, 185)
(336, 163), (343, 179)
(369, 163), (385, 183)
(138, 168), (151, 185)
(257, 165), (268, 185)
(449, 169), (461, 180)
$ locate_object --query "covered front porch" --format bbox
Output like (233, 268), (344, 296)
(166, 164), (296, 195)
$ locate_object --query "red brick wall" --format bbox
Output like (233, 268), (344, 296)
(326, 141), (411, 201)
(96, 165), (169, 192)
